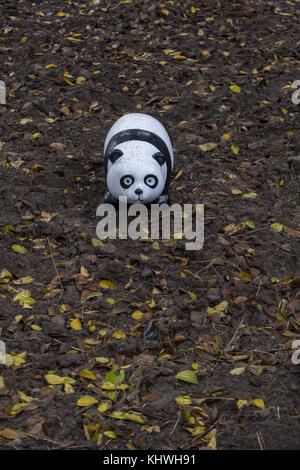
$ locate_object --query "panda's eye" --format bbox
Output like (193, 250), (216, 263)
(120, 175), (134, 188)
(144, 174), (158, 188)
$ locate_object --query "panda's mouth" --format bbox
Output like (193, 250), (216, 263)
(126, 192), (144, 203)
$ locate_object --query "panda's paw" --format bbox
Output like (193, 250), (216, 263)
(104, 191), (118, 205)
(156, 194), (170, 205)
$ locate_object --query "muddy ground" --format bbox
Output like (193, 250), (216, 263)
(0, 0), (300, 451)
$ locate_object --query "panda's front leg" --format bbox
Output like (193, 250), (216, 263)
(153, 193), (170, 205)
(104, 190), (119, 206)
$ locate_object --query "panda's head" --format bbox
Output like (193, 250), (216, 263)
(106, 142), (166, 204)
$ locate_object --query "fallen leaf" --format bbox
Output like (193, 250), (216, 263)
(198, 143), (218, 152)
(175, 370), (199, 384)
(77, 396), (98, 407)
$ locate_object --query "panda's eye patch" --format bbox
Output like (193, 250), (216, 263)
(144, 174), (158, 188)
(120, 175), (134, 189)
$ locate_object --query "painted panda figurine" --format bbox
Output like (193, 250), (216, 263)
(103, 113), (174, 205)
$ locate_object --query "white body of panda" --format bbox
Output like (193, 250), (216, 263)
(103, 113), (174, 204)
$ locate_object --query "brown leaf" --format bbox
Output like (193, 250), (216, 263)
(25, 415), (45, 437)
(0, 428), (26, 440)
(49, 142), (66, 152)
(218, 236), (231, 246)
(141, 391), (158, 402)
(283, 225), (300, 238)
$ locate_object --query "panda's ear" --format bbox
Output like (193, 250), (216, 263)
(109, 149), (123, 163)
(153, 152), (165, 166)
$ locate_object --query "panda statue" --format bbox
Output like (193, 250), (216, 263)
(103, 113), (174, 205)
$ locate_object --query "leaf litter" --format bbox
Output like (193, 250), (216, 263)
(0, 0), (299, 452)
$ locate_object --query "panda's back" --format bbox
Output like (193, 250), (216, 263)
(104, 113), (173, 167)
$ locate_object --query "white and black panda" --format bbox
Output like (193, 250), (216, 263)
(103, 113), (174, 205)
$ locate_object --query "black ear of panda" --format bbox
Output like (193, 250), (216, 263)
(109, 149), (123, 163)
(153, 152), (165, 166)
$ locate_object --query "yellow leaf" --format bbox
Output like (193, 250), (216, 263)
(188, 291), (197, 300)
(231, 144), (239, 154)
(230, 367), (246, 375)
(237, 399), (249, 409)
(109, 410), (146, 424)
(11, 244), (27, 254)
(142, 425), (160, 433)
(214, 300), (228, 311)
(251, 398), (265, 408)
(76, 76), (86, 84)
(132, 310), (144, 320)
(64, 383), (75, 394)
(231, 188), (242, 195)
(70, 318), (81, 330)
(63, 77), (75, 86)
(175, 396), (193, 405)
(30, 132), (40, 141)
(92, 238), (104, 247)
(175, 370), (199, 384)
(222, 133), (231, 140)
(59, 304), (68, 314)
(206, 428), (217, 450)
(152, 287), (160, 295)
(80, 265), (89, 277)
(20, 118), (33, 125)
(13, 289), (35, 308)
(230, 84), (241, 93)
(104, 430), (117, 439)
(242, 192), (257, 198)
(13, 276), (34, 285)
(79, 369), (96, 380)
(0, 428), (26, 439)
(99, 280), (117, 289)
(97, 400), (112, 412)
(198, 142), (218, 152)
(270, 223), (283, 232)
(45, 374), (75, 385)
(77, 396), (98, 407)
(101, 381), (115, 390)
(186, 426), (206, 436)
(31, 324), (42, 331)
(95, 357), (110, 364)
(112, 330), (126, 340)
(0, 268), (12, 283)
(224, 223), (236, 232)
(174, 170), (182, 180)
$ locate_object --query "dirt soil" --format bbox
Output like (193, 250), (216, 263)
(0, 0), (300, 451)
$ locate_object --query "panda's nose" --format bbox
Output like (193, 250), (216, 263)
(135, 188), (143, 195)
